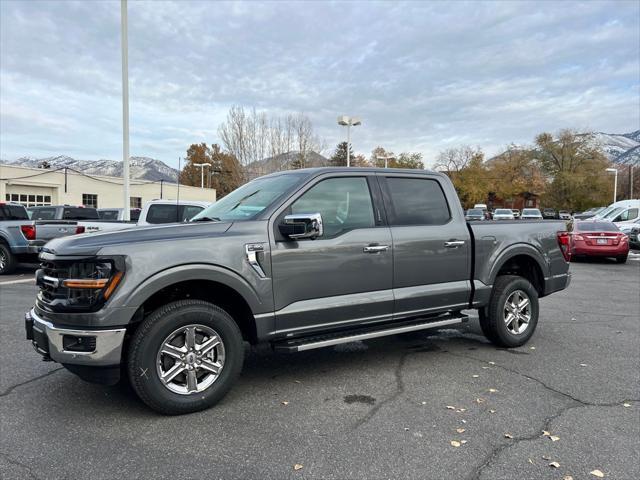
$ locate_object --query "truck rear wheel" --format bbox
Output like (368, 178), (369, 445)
(478, 275), (539, 348)
(127, 299), (244, 415)
(0, 243), (17, 275)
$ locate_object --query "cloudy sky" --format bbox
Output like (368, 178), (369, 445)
(1, 0), (638, 168)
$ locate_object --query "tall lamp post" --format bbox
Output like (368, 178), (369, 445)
(606, 168), (618, 203)
(337, 116), (361, 167)
(120, 0), (130, 220)
(377, 154), (394, 168)
(195, 163), (212, 189)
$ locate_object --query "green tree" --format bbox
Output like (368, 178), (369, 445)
(535, 130), (612, 210)
(487, 146), (546, 205)
(329, 142), (354, 167)
(392, 152), (424, 169)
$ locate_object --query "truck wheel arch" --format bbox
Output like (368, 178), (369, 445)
(123, 265), (269, 344)
(488, 246), (548, 296)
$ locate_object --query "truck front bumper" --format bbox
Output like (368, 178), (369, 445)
(25, 308), (126, 367)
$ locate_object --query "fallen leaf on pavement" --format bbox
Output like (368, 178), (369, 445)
(451, 440), (461, 447)
(623, 402), (631, 407)
(482, 366), (490, 369)
(549, 462), (560, 468)
(563, 476), (574, 480)
(446, 405), (456, 410)
(457, 408), (467, 412)
(542, 431), (551, 436)
(421, 401), (427, 405)
(456, 428), (466, 433)
(472, 374), (479, 378)
(281, 401), (289, 406)
(460, 440), (467, 444)
(580, 363), (588, 367)
(550, 435), (560, 442)
(294, 464), (303, 471)
(489, 409), (496, 414)
(461, 419), (467, 423)
(530, 346), (536, 350)
(475, 398), (485, 404)
(404, 427), (410, 431)
(590, 470), (605, 478)
(542, 455), (551, 460)
(504, 433), (513, 439)
(528, 458), (534, 464)
(489, 361), (495, 365)
(488, 388), (498, 393)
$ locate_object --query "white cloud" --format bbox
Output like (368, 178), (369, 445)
(1, 0), (638, 167)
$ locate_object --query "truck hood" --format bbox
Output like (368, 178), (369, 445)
(42, 221), (233, 257)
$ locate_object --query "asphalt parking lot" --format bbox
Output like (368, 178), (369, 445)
(1, 257), (638, 480)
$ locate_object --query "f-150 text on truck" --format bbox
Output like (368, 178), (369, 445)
(25, 168), (571, 414)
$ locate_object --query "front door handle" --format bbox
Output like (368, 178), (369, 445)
(444, 240), (465, 248)
(363, 245), (389, 253)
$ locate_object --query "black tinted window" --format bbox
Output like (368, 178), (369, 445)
(0, 205), (29, 220)
(291, 177), (374, 237)
(147, 205), (181, 224)
(63, 208), (99, 220)
(28, 207), (57, 220)
(99, 210), (119, 220)
(576, 222), (619, 232)
(385, 177), (450, 226)
(130, 209), (141, 221)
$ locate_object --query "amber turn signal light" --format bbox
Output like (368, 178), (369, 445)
(102, 271), (124, 300)
(62, 279), (109, 289)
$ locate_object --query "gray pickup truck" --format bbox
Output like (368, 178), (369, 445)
(0, 203), (84, 274)
(25, 168), (571, 414)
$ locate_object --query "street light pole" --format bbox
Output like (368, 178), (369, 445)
(606, 168), (618, 203)
(195, 163), (212, 188)
(337, 116), (361, 167)
(377, 155), (394, 168)
(120, 0), (130, 221)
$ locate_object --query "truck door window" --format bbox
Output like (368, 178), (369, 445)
(615, 208), (638, 222)
(385, 177), (451, 226)
(291, 177), (374, 238)
(181, 205), (204, 221)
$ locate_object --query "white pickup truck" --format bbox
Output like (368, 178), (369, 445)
(29, 200), (211, 234)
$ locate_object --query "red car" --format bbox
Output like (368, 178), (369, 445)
(570, 220), (629, 263)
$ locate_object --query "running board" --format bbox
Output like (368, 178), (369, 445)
(273, 315), (467, 353)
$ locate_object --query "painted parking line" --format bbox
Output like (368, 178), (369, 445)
(0, 278), (36, 285)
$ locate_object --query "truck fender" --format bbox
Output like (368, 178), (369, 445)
(487, 243), (550, 287)
(121, 263), (266, 315)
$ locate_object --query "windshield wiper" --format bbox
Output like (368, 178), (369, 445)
(191, 216), (221, 222)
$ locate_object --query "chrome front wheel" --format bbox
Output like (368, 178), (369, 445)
(156, 324), (226, 395)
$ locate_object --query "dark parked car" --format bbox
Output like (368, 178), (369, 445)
(573, 207), (605, 220)
(465, 208), (485, 221)
(542, 208), (558, 219)
(25, 167), (571, 414)
(569, 220), (629, 263)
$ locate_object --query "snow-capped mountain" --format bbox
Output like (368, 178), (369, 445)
(584, 131), (639, 165)
(1, 155), (179, 182)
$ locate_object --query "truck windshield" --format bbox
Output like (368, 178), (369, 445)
(191, 173), (304, 222)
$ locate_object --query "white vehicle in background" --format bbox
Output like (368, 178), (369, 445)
(604, 202), (640, 227)
(97, 208), (142, 222)
(593, 200), (639, 220)
(511, 209), (520, 219)
(558, 210), (572, 220)
(521, 208), (543, 220)
(136, 200), (211, 226)
(492, 208), (515, 220)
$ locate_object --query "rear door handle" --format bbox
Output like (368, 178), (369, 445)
(444, 240), (465, 248)
(363, 245), (389, 253)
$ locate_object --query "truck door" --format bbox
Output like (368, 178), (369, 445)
(378, 174), (472, 318)
(270, 174), (393, 336)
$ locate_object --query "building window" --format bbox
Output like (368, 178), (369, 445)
(82, 194), (98, 208)
(6, 193), (53, 207)
(130, 196), (142, 209)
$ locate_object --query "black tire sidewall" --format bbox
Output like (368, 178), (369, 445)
(128, 300), (244, 415)
(0, 243), (16, 275)
(485, 276), (539, 347)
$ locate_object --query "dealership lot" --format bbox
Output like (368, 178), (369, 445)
(0, 260), (638, 480)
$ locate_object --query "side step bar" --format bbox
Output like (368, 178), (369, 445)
(273, 315), (467, 353)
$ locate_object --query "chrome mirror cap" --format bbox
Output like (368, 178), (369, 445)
(282, 213), (323, 239)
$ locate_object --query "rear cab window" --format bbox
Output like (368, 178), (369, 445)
(0, 204), (29, 220)
(62, 207), (99, 220)
(28, 207), (57, 220)
(382, 176), (451, 226)
(146, 204), (204, 224)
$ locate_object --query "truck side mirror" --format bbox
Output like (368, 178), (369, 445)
(279, 213), (323, 240)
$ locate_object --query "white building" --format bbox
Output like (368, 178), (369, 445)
(0, 164), (215, 209)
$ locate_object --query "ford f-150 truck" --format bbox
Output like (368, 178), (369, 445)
(24, 168), (571, 414)
(1, 202), (84, 274)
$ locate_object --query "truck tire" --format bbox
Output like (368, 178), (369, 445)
(478, 275), (539, 348)
(127, 299), (244, 415)
(0, 243), (17, 275)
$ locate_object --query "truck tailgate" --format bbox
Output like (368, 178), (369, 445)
(35, 221), (79, 242)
